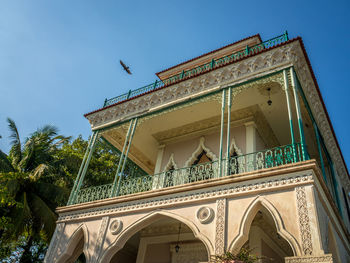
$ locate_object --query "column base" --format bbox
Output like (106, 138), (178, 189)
(285, 254), (333, 263)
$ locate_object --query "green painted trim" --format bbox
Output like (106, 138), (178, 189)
(67, 132), (96, 205)
(110, 119), (134, 196)
(71, 131), (99, 204)
(116, 118), (138, 196)
(226, 87), (232, 176)
(314, 122), (327, 183)
(219, 89), (226, 177)
(283, 69), (297, 162)
(290, 67), (307, 161)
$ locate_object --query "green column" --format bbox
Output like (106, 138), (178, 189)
(110, 119), (135, 196)
(283, 69), (297, 162)
(290, 67), (307, 161)
(115, 118), (138, 196)
(314, 122), (327, 183)
(71, 131), (99, 204)
(67, 132), (97, 205)
(226, 87), (232, 176)
(219, 89), (226, 177)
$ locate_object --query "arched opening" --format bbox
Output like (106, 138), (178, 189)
(108, 215), (209, 263)
(242, 207), (294, 263)
(56, 225), (89, 263)
(229, 197), (300, 260)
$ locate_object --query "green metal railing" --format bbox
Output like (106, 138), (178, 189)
(73, 142), (301, 205)
(103, 31), (289, 107)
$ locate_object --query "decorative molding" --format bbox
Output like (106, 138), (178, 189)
(296, 186), (313, 255)
(215, 198), (226, 255)
(93, 216), (110, 263)
(57, 173), (314, 223)
(229, 136), (243, 156)
(197, 207), (215, 224)
(86, 45), (290, 129)
(44, 223), (65, 263)
(110, 219), (123, 235)
(184, 137), (218, 167)
(289, 43), (350, 192)
(285, 254), (333, 263)
(163, 153), (178, 172)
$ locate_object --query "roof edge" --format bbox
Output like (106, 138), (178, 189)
(155, 33), (262, 77)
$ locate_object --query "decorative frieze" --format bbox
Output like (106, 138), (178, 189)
(58, 173), (313, 223)
(296, 186), (313, 255)
(215, 198), (226, 255)
(285, 254), (333, 263)
(93, 216), (110, 263)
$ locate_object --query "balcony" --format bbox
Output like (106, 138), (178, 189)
(72, 142), (303, 205)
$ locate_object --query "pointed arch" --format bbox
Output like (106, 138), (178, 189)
(56, 223), (90, 263)
(228, 196), (301, 256)
(163, 153), (178, 172)
(229, 137), (243, 156)
(100, 210), (214, 262)
(185, 137), (217, 167)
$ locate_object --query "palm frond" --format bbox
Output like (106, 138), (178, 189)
(29, 164), (49, 181)
(28, 193), (57, 240)
(7, 118), (22, 167)
(35, 182), (69, 207)
(11, 192), (32, 239)
(0, 149), (14, 172)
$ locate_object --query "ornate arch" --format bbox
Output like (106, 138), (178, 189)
(56, 223), (90, 263)
(184, 137), (217, 167)
(163, 153), (178, 172)
(228, 196), (301, 256)
(100, 210), (214, 262)
(229, 137), (243, 156)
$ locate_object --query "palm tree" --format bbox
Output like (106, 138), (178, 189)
(0, 118), (70, 262)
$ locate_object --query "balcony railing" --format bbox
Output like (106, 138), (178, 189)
(103, 32), (289, 107)
(72, 142), (302, 205)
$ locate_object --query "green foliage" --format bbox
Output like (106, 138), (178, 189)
(0, 119), (145, 261)
(0, 119), (70, 262)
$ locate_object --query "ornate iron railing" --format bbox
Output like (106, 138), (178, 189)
(75, 183), (112, 204)
(227, 143), (302, 175)
(73, 142), (301, 204)
(103, 32), (289, 107)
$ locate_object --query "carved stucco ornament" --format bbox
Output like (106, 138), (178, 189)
(109, 219), (123, 235)
(196, 206), (215, 224)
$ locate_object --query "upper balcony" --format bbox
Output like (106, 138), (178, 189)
(66, 32), (350, 231)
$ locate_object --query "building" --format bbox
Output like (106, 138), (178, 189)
(44, 32), (350, 263)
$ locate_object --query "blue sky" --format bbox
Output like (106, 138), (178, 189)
(0, 0), (349, 168)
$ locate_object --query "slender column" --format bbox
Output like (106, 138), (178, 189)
(314, 122), (327, 183)
(283, 69), (297, 162)
(218, 89), (226, 177)
(226, 87), (232, 176)
(290, 67), (307, 161)
(110, 119), (135, 196)
(115, 118), (138, 196)
(67, 132), (96, 204)
(71, 131), (99, 204)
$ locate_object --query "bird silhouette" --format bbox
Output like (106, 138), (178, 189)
(120, 60), (132, 75)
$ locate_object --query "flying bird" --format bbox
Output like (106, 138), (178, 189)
(120, 60), (132, 75)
